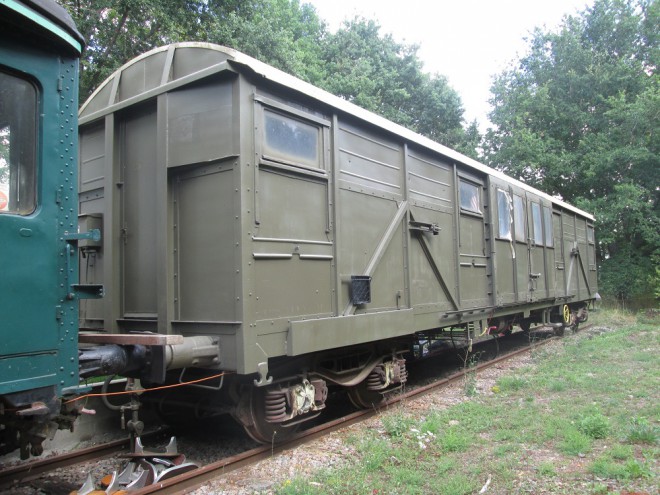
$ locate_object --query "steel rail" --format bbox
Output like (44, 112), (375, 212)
(0, 429), (167, 489)
(132, 327), (585, 495)
(0, 437), (130, 489)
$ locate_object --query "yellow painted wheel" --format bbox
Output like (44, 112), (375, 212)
(562, 304), (571, 325)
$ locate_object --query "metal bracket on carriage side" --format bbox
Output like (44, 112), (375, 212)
(254, 362), (273, 386)
(64, 229), (101, 243)
(62, 229), (104, 299)
(409, 220), (440, 235)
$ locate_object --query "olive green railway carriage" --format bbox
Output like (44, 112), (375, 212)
(77, 43), (597, 439)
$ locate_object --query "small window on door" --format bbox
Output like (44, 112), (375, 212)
(543, 206), (553, 247)
(459, 180), (481, 214)
(513, 194), (526, 242)
(531, 202), (543, 245)
(497, 189), (512, 240)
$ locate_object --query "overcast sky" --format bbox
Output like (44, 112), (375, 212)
(306, 0), (594, 130)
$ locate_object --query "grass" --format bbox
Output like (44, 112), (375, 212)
(276, 309), (659, 494)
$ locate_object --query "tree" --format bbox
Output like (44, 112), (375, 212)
(64, 3), (475, 150)
(62, 0), (326, 102)
(484, 0), (659, 303)
(62, 0), (215, 101)
(315, 18), (466, 148)
(204, 0), (326, 84)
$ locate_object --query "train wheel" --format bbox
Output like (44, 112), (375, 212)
(554, 304), (573, 336)
(347, 382), (385, 409)
(240, 387), (299, 444)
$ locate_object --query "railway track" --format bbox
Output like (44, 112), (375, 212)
(0, 429), (171, 491)
(1, 326), (587, 494)
(131, 327), (577, 495)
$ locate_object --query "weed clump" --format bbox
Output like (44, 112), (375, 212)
(381, 411), (414, 438)
(625, 416), (658, 444)
(560, 428), (592, 455)
(496, 375), (528, 392)
(578, 412), (610, 439)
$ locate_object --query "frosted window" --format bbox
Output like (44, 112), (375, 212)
(263, 110), (320, 169)
(459, 181), (481, 213)
(531, 202), (543, 245)
(513, 194), (526, 242)
(543, 206), (553, 247)
(497, 189), (512, 240)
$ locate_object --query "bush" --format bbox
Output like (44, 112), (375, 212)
(625, 417), (658, 444)
(578, 413), (610, 439)
(381, 411), (414, 438)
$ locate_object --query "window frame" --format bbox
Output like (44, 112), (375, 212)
(543, 205), (554, 248)
(531, 201), (543, 245)
(459, 179), (482, 215)
(0, 68), (38, 216)
(496, 188), (512, 240)
(256, 95), (329, 178)
(512, 194), (526, 242)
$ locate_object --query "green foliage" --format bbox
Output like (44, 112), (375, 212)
(537, 461), (557, 476)
(495, 375), (528, 392)
(609, 443), (634, 460)
(625, 416), (659, 444)
(275, 314), (658, 494)
(560, 428), (592, 455)
(381, 411), (415, 438)
(589, 455), (652, 480)
(484, 0), (659, 303)
(547, 379), (567, 392)
(312, 17), (467, 148)
(439, 428), (472, 453)
(63, 0), (326, 103)
(429, 474), (476, 495)
(578, 412), (611, 439)
(359, 437), (391, 471)
(420, 411), (443, 434)
(62, 1), (477, 152)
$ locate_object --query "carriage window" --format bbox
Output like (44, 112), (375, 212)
(0, 71), (37, 215)
(459, 181), (481, 214)
(513, 194), (526, 242)
(543, 206), (553, 247)
(497, 189), (512, 240)
(587, 225), (594, 243)
(263, 110), (321, 169)
(531, 202), (543, 245)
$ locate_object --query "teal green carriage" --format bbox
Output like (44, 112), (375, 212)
(0, 0), (90, 459)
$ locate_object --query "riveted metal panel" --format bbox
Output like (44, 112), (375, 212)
(407, 150), (453, 209)
(289, 309), (414, 356)
(0, 34), (80, 394)
(337, 120), (403, 197)
(79, 122), (105, 193)
(118, 50), (168, 103)
(171, 46), (230, 80)
(336, 190), (406, 312)
(120, 105), (158, 317)
(173, 164), (238, 322)
(167, 78), (237, 167)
